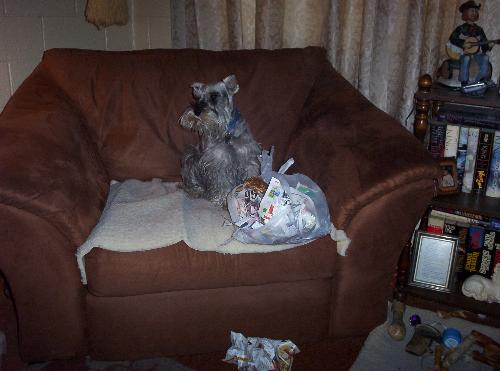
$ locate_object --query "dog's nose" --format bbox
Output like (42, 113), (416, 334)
(193, 100), (207, 116)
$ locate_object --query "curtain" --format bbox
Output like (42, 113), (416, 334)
(171, 0), (500, 131)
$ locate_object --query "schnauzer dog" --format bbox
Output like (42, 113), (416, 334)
(179, 75), (261, 206)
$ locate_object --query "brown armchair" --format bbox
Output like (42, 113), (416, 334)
(0, 47), (439, 362)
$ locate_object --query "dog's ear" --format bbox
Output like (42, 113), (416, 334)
(223, 75), (239, 96)
(191, 82), (206, 99)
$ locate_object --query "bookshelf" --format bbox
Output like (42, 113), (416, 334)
(431, 192), (499, 219)
(396, 74), (500, 326)
(413, 74), (500, 141)
(415, 81), (500, 110)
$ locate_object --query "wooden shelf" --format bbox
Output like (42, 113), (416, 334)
(432, 192), (500, 219)
(402, 285), (500, 325)
(415, 83), (500, 109)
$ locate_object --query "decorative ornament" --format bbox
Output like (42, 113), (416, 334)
(85, 0), (129, 29)
(409, 314), (421, 327)
(462, 263), (500, 303)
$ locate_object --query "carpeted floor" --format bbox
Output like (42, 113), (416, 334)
(0, 285), (365, 371)
(351, 304), (500, 371)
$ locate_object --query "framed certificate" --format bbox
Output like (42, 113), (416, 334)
(408, 231), (459, 292)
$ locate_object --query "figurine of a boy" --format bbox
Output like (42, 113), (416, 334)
(448, 1), (494, 86)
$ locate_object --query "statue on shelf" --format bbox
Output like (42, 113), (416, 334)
(437, 1), (499, 93)
(461, 263), (500, 303)
(448, 1), (494, 87)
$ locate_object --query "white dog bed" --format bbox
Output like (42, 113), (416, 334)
(76, 179), (349, 283)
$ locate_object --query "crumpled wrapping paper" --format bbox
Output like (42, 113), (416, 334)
(223, 331), (300, 371)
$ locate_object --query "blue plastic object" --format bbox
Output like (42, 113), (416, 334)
(442, 328), (462, 349)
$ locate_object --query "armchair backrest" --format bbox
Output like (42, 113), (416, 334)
(40, 47), (327, 180)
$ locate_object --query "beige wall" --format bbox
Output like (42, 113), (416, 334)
(0, 0), (171, 111)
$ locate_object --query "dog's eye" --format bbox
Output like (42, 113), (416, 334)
(209, 92), (219, 104)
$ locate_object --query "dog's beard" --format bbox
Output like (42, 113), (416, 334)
(198, 114), (226, 141)
(182, 96), (233, 141)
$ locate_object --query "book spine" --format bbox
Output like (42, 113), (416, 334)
(464, 225), (486, 278)
(478, 228), (497, 278)
(444, 124), (460, 158)
(436, 110), (500, 130)
(461, 127), (480, 193)
(490, 218), (500, 232)
(426, 213), (445, 234)
(494, 231), (500, 271)
(443, 220), (464, 287)
(429, 208), (489, 227)
(429, 121), (446, 159)
(418, 207), (431, 232)
(472, 129), (494, 194)
(455, 222), (469, 282)
(456, 126), (469, 187)
(443, 220), (457, 236)
(431, 206), (488, 222)
(485, 130), (500, 198)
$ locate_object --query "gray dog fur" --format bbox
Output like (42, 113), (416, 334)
(179, 75), (261, 206)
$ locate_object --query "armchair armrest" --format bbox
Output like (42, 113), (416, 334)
(0, 66), (109, 360)
(288, 60), (440, 338)
(290, 60), (440, 231)
(0, 66), (109, 246)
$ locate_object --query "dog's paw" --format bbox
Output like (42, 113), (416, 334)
(179, 182), (204, 198)
(179, 108), (201, 129)
(209, 193), (229, 208)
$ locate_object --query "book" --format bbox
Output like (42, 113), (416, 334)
(461, 127), (480, 193)
(490, 218), (500, 232)
(431, 206), (489, 223)
(436, 105), (500, 131)
(464, 225), (486, 278)
(444, 124), (460, 158)
(429, 208), (489, 227)
(485, 130), (500, 198)
(443, 221), (469, 282)
(426, 212), (445, 234)
(418, 206), (431, 231)
(478, 228), (497, 278)
(456, 126), (469, 187)
(429, 121), (446, 159)
(456, 222), (470, 281)
(472, 129), (494, 194)
(443, 220), (457, 235)
(494, 230), (500, 269)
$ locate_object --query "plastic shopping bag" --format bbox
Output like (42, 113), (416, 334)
(227, 147), (331, 245)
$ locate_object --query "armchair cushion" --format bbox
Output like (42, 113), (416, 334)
(77, 179), (330, 284)
(85, 240), (336, 297)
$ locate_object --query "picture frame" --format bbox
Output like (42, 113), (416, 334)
(408, 231), (459, 293)
(437, 157), (459, 194)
